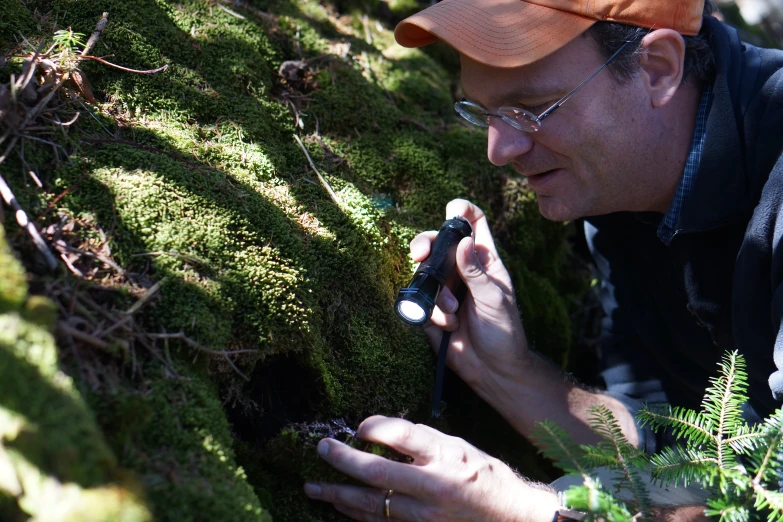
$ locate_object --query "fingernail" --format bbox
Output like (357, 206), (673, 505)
(442, 295), (457, 312)
(317, 439), (330, 457)
(304, 483), (322, 498)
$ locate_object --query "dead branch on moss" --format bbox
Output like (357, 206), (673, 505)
(58, 322), (110, 350)
(215, 0), (276, 25)
(293, 134), (344, 208)
(217, 4), (246, 20)
(81, 12), (109, 57)
(79, 55), (169, 75)
(146, 332), (255, 381)
(50, 267), (255, 383)
(124, 280), (161, 315)
(0, 12), (167, 272)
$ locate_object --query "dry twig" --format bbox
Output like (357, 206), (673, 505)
(0, 12), (168, 273)
(293, 134), (343, 208)
(81, 12), (109, 57)
(124, 280), (162, 315)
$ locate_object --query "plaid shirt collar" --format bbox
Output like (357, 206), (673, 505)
(657, 84), (714, 245)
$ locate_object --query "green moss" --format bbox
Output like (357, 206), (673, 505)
(0, 0), (34, 46)
(0, 227), (27, 314)
(0, 226), (151, 522)
(87, 365), (271, 522)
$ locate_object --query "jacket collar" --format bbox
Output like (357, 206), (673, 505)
(675, 17), (754, 233)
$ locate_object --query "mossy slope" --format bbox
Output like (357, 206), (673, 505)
(0, 0), (583, 520)
(0, 224), (151, 522)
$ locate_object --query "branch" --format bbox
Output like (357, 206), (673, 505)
(124, 280), (161, 315)
(79, 55), (169, 75)
(293, 134), (343, 208)
(0, 139), (58, 271)
(57, 321), (110, 350)
(145, 332), (258, 381)
(81, 12), (109, 57)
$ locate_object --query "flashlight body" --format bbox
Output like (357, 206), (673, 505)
(394, 217), (473, 326)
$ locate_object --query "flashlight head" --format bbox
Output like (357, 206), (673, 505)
(394, 272), (441, 326)
(394, 216), (473, 326)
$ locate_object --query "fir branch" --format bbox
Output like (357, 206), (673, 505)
(710, 466), (751, 499)
(563, 479), (635, 522)
(750, 409), (783, 488)
(638, 404), (714, 446)
(752, 487), (783, 521)
(649, 444), (717, 488)
(703, 351), (750, 469)
(587, 405), (652, 516)
(581, 445), (626, 470)
(705, 498), (750, 522)
(724, 424), (765, 454)
(532, 419), (589, 477)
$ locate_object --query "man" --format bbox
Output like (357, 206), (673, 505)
(302, 0), (783, 519)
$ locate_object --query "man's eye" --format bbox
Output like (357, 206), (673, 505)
(523, 102), (551, 113)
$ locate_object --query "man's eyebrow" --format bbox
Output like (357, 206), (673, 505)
(462, 83), (561, 106)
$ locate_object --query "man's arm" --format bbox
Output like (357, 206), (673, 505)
(469, 349), (641, 448)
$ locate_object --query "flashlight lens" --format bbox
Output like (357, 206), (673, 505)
(397, 300), (426, 323)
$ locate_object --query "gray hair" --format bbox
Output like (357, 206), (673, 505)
(587, 0), (717, 84)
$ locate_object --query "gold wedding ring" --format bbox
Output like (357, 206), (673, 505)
(384, 489), (394, 518)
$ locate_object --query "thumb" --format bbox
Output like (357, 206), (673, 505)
(455, 236), (498, 296)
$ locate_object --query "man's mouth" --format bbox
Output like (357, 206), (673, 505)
(511, 163), (558, 178)
(524, 168), (561, 191)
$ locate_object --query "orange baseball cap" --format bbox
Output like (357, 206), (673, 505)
(394, 0), (705, 68)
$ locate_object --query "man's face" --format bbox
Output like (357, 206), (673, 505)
(460, 34), (664, 222)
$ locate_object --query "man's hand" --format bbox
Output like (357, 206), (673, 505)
(304, 416), (558, 521)
(411, 199), (529, 387)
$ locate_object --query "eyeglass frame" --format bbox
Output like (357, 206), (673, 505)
(455, 39), (634, 132)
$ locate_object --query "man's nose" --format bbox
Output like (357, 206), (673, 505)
(486, 118), (534, 166)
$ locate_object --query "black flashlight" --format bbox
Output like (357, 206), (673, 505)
(395, 216), (473, 326)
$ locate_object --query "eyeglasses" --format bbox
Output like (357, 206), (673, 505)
(455, 40), (633, 132)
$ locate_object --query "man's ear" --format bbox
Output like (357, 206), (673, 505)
(638, 29), (686, 108)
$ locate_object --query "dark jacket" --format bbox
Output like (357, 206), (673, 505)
(585, 16), (783, 454)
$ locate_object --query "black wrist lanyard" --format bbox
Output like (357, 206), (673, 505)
(431, 282), (466, 418)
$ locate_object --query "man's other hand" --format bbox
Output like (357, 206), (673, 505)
(304, 416), (558, 521)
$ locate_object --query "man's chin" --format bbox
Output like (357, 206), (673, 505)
(536, 197), (582, 222)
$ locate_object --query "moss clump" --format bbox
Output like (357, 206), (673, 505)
(87, 364), (272, 522)
(0, 226), (27, 314)
(0, 223), (151, 522)
(0, 0), (34, 46)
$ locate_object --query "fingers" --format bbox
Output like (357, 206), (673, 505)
(304, 483), (412, 522)
(356, 416), (439, 464)
(436, 286), (457, 314)
(334, 503), (397, 522)
(422, 283), (460, 332)
(315, 438), (427, 494)
(455, 237), (496, 292)
(428, 303), (459, 332)
(409, 231), (437, 262)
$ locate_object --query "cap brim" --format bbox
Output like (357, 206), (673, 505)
(395, 0), (597, 68)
